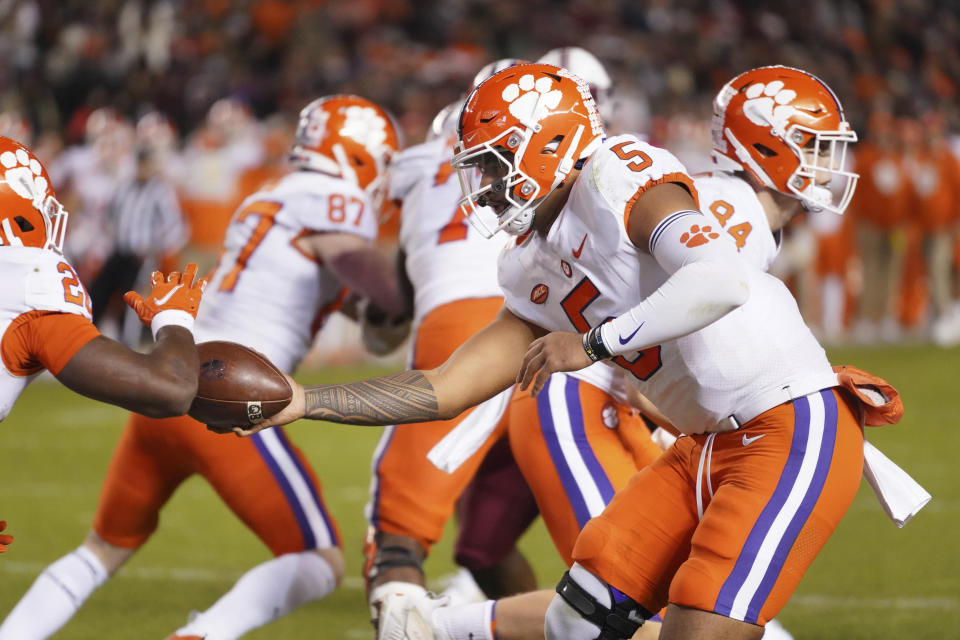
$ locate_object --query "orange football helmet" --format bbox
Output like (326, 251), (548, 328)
(289, 95), (401, 202)
(712, 65), (858, 214)
(0, 136), (67, 252)
(453, 63), (605, 237)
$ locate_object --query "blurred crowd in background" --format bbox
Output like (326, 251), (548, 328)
(2, 0), (960, 350)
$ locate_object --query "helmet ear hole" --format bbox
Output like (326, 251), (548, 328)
(752, 143), (778, 158)
(541, 135), (563, 154)
(14, 215), (34, 232)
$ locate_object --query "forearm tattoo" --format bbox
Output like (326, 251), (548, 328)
(303, 370), (439, 425)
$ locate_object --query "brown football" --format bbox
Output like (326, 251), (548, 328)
(188, 341), (292, 428)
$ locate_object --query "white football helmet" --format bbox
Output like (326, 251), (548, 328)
(426, 100), (463, 142)
(537, 46), (614, 125)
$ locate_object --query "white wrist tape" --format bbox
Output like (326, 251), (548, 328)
(151, 309), (196, 340)
(599, 210), (751, 355)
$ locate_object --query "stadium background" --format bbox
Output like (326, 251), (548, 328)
(1, 1), (959, 638)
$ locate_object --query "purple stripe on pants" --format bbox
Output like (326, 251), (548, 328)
(744, 389), (838, 622)
(563, 377), (616, 508)
(252, 431), (316, 549)
(274, 427), (340, 547)
(537, 376), (592, 527)
(714, 394), (812, 616)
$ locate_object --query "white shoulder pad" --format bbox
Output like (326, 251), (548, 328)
(268, 172), (380, 242)
(22, 251), (93, 319)
(585, 135), (696, 218)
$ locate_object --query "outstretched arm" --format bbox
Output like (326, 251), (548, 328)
(229, 306), (540, 435)
(55, 264), (207, 417)
(56, 327), (198, 417)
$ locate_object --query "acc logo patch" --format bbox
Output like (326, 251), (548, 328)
(247, 401), (264, 424)
(560, 260), (572, 278)
(530, 283), (549, 304)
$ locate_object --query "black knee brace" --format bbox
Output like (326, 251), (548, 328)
(556, 570), (653, 639)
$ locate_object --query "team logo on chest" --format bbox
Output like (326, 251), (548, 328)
(530, 283), (549, 304)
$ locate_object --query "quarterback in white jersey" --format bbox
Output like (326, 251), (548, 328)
(363, 106), (526, 629)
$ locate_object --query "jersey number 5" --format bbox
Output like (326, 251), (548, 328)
(560, 277), (662, 381)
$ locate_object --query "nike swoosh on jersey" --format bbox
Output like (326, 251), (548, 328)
(572, 233), (588, 258)
(741, 433), (766, 446)
(618, 322), (644, 345)
(153, 284), (183, 306)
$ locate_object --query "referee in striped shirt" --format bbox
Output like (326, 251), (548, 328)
(88, 145), (189, 330)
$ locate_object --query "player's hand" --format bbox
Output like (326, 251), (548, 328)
(124, 263), (208, 326)
(205, 374), (305, 437)
(0, 520), (14, 553)
(517, 330), (593, 396)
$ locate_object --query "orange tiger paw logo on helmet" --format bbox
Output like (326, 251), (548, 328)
(680, 224), (720, 248)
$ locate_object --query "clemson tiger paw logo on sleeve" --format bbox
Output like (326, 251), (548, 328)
(680, 224), (720, 248)
(742, 81), (799, 129)
(501, 74), (563, 122)
(0, 147), (48, 203)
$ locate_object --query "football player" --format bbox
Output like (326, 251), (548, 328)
(0, 134), (205, 583)
(1, 96), (405, 640)
(361, 55), (665, 640)
(226, 64), (893, 640)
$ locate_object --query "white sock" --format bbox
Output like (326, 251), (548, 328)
(431, 600), (495, 640)
(174, 550), (338, 640)
(0, 546), (108, 640)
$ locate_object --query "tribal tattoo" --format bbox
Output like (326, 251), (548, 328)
(303, 370), (439, 425)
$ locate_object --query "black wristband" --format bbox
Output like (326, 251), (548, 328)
(582, 326), (612, 361)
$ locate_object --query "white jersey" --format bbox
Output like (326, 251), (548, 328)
(498, 135), (836, 434)
(694, 172), (781, 272)
(0, 248), (93, 420)
(393, 137), (505, 326)
(196, 170), (379, 373)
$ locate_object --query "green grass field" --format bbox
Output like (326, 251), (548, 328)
(1, 345), (957, 639)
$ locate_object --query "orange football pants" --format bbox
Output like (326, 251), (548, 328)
(508, 373), (662, 566)
(572, 388), (863, 625)
(369, 297), (508, 551)
(93, 413), (340, 555)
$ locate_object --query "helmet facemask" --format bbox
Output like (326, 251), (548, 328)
(454, 128), (542, 237)
(40, 193), (68, 253)
(784, 123), (858, 214)
(454, 119), (589, 238)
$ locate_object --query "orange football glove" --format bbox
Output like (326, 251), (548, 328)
(0, 520), (13, 553)
(124, 262), (208, 327)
